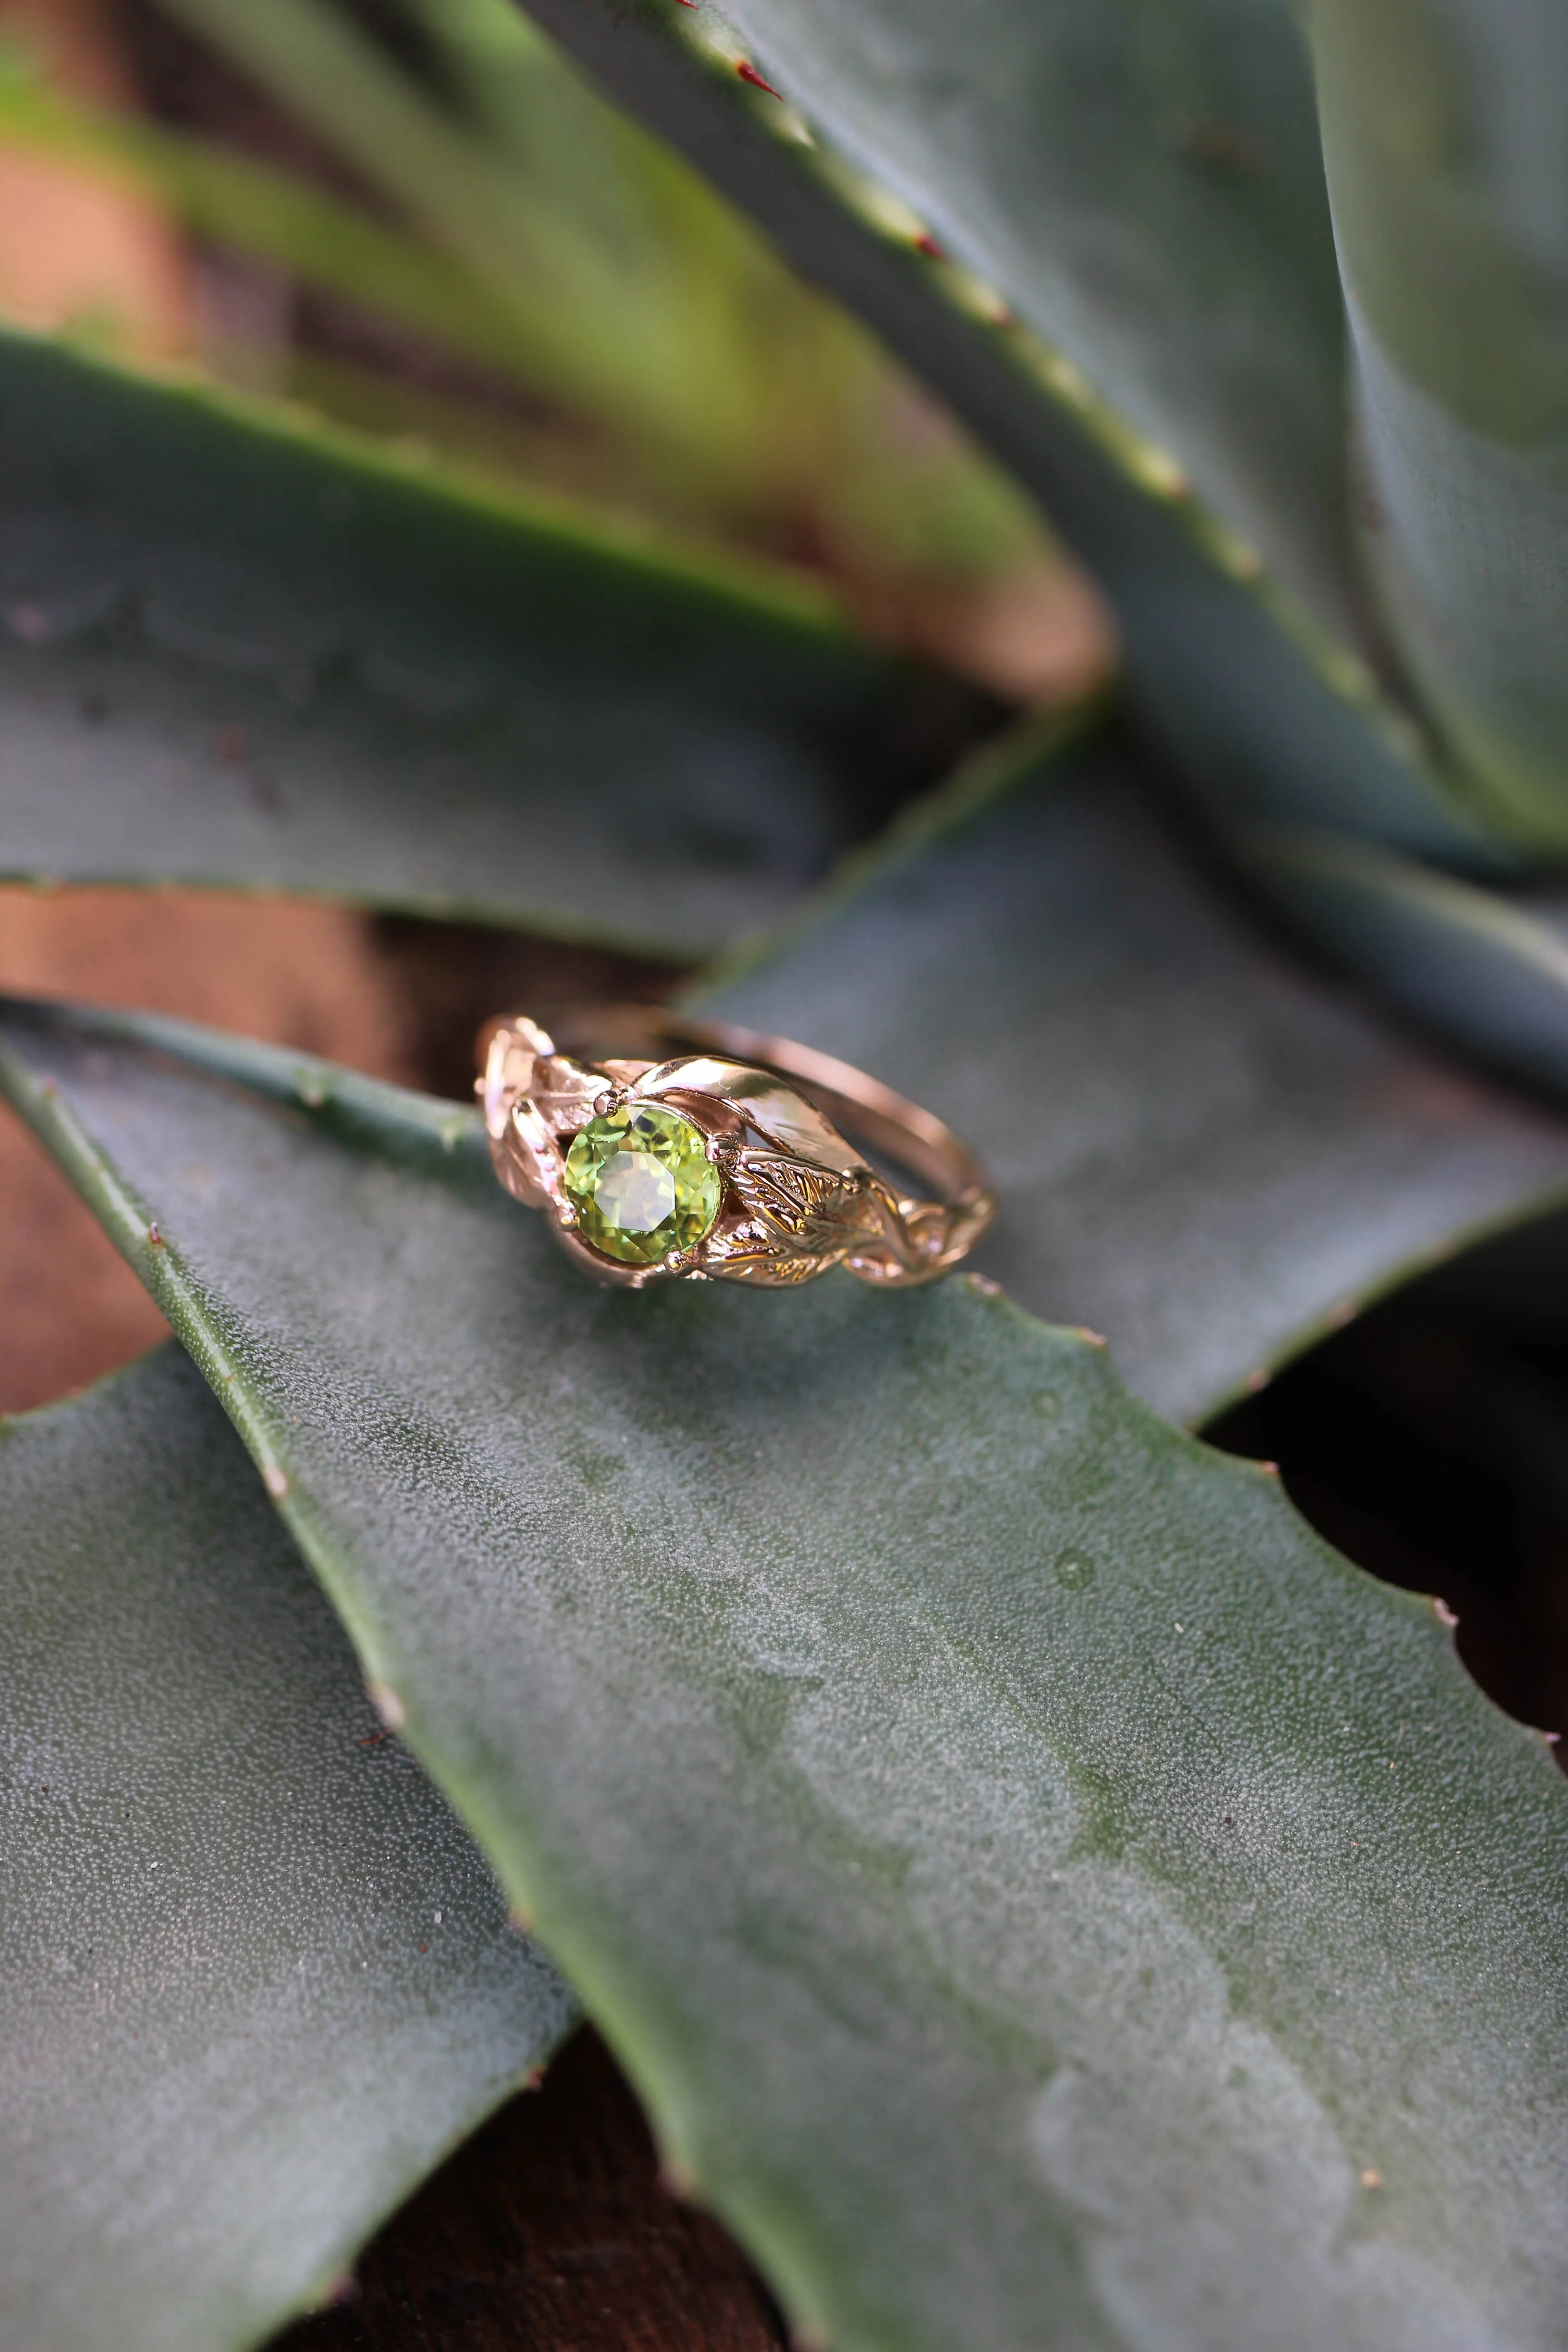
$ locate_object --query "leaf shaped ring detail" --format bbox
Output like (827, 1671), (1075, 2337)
(476, 1006), (996, 1289)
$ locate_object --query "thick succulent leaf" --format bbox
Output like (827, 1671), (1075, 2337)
(4, 992), (1568, 2352)
(1238, 825), (1568, 1107)
(0, 59), (608, 393)
(0, 326), (909, 954)
(1312, 0), (1568, 852)
(701, 724), (1568, 1421)
(514, 0), (1498, 867)
(0, 1344), (575, 2352)
(144, 0), (756, 474)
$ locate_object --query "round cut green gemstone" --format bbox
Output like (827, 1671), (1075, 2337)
(562, 1102), (722, 1266)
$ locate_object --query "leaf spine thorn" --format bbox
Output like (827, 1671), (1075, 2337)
(263, 1462), (289, 1499)
(736, 59), (781, 95)
(368, 1679), (405, 1730)
(1432, 1596), (1459, 1630)
(914, 231), (945, 260)
(1131, 446), (1189, 499)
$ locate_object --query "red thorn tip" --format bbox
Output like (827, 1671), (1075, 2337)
(736, 59), (781, 94)
(914, 231), (945, 259)
(147, 1221), (163, 1246)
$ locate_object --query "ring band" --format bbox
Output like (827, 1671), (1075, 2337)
(476, 1005), (996, 1290)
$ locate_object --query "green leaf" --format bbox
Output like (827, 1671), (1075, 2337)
(1237, 822), (1568, 1105)
(0, 325), (910, 954)
(0, 55), (612, 396)
(1311, 0), (1568, 850)
(5, 831), (1568, 2346)
(0, 1343), (575, 2352)
(133, 0), (773, 491)
(513, 0), (1499, 868)
(0, 10), (1047, 577)
(701, 723), (1568, 1421)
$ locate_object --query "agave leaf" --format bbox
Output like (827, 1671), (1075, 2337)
(0, 1344), (575, 2352)
(140, 0), (853, 526)
(1237, 824), (1568, 1101)
(0, 55), (595, 393)
(0, 326), (913, 953)
(5, 836), (1568, 2345)
(1310, 0), (1568, 852)
(514, 0), (1498, 867)
(701, 722), (1568, 1421)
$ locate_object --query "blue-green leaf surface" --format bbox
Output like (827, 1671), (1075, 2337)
(1311, 0), (1568, 852)
(513, 0), (1496, 868)
(0, 327), (911, 954)
(3, 961), (1567, 2349)
(703, 725), (1568, 1421)
(0, 1344), (575, 2352)
(1239, 823), (1568, 1108)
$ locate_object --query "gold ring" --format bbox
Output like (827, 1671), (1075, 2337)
(476, 1006), (996, 1290)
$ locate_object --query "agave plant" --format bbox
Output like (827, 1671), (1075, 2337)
(3, 2), (1568, 2349)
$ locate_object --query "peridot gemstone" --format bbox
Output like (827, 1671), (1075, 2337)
(562, 1102), (722, 1266)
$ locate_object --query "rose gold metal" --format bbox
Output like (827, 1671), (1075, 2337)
(475, 1005), (996, 1290)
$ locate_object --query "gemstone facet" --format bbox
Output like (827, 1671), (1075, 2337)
(562, 1102), (722, 1266)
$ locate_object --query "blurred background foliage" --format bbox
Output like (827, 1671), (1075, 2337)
(0, 0), (1110, 705)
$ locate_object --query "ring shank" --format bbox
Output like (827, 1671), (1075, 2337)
(540, 1004), (990, 1213)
